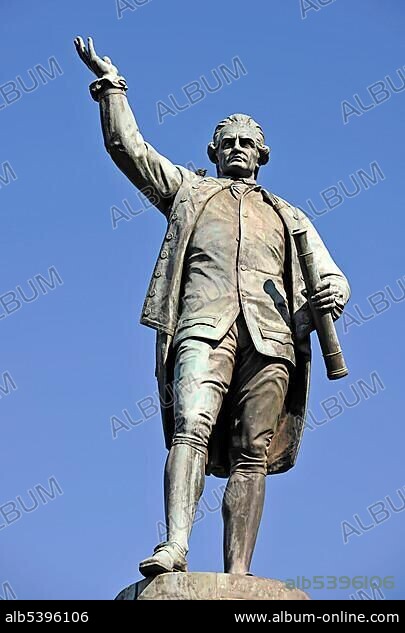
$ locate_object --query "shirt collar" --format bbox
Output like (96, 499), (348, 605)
(218, 176), (257, 185)
(217, 177), (261, 193)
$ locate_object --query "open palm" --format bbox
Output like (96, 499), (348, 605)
(74, 36), (119, 79)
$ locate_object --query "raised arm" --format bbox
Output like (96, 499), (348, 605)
(74, 36), (184, 217)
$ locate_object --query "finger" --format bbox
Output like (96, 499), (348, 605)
(75, 36), (87, 56)
(74, 36), (84, 57)
(75, 36), (92, 68)
(311, 288), (334, 301)
(312, 293), (335, 304)
(315, 296), (335, 306)
(88, 36), (97, 61)
(312, 301), (335, 311)
(312, 296), (335, 307)
(313, 298), (335, 310)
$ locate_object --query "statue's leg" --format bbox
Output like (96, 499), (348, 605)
(222, 318), (290, 574)
(163, 443), (205, 556)
(222, 471), (265, 575)
(139, 328), (237, 577)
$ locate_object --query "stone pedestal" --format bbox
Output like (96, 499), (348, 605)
(115, 572), (309, 600)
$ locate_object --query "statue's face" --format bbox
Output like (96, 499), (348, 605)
(216, 124), (261, 180)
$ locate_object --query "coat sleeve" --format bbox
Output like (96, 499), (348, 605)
(97, 90), (195, 217)
(295, 207), (351, 321)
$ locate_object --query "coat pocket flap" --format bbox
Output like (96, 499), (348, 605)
(178, 315), (221, 328)
(259, 327), (293, 344)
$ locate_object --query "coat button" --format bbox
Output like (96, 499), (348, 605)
(149, 290), (156, 297)
(171, 213), (178, 220)
(166, 232), (173, 240)
(154, 271), (162, 278)
(160, 250), (168, 259)
(240, 264), (248, 271)
(144, 308), (151, 316)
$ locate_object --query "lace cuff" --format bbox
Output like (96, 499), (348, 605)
(89, 75), (128, 102)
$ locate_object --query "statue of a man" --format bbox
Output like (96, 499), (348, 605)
(75, 37), (350, 577)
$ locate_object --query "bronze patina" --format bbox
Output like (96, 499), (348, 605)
(75, 36), (350, 578)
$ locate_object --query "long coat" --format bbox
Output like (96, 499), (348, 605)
(139, 167), (350, 477)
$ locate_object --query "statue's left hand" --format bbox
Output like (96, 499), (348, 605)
(310, 279), (344, 315)
(74, 36), (120, 80)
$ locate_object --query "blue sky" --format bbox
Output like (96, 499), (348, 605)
(1, 0), (404, 600)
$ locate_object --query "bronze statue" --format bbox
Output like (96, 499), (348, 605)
(75, 36), (350, 577)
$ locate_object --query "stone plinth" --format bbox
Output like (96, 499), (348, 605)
(115, 572), (309, 600)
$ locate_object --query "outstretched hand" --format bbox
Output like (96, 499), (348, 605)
(74, 36), (120, 79)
